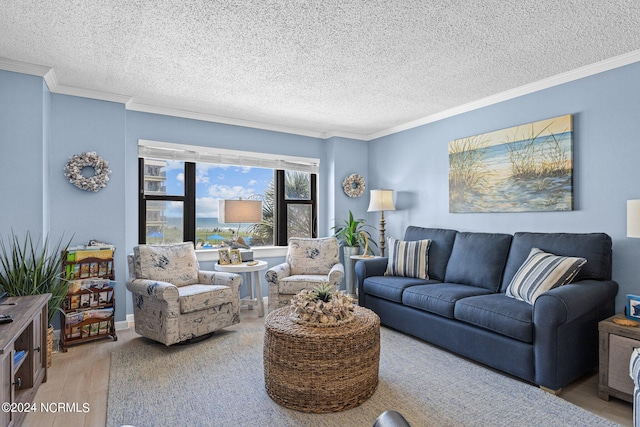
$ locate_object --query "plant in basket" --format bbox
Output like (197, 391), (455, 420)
(290, 283), (355, 325)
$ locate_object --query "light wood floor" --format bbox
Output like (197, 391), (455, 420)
(26, 307), (633, 427)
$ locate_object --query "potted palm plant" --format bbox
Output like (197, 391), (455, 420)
(332, 211), (377, 253)
(0, 231), (71, 366)
(332, 211), (378, 296)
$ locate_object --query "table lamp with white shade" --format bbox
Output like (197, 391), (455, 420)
(218, 199), (262, 248)
(628, 200), (640, 238)
(367, 189), (396, 257)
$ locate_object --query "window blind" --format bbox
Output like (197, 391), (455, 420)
(138, 139), (319, 173)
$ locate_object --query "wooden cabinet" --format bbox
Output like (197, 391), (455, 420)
(0, 294), (50, 427)
(598, 314), (640, 402)
(60, 249), (117, 352)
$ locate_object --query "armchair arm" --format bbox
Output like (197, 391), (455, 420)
(126, 278), (180, 303)
(328, 263), (345, 288)
(265, 262), (291, 284)
(198, 270), (242, 294)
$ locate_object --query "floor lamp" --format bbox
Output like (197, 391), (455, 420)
(367, 189), (396, 257)
(219, 199), (263, 248)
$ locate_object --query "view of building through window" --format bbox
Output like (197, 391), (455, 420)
(142, 159), (313, 247)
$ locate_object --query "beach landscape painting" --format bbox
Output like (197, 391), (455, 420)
(449, 114), (573, 213)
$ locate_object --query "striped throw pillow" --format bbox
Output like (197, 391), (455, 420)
(385, 237), (431, 279)
(506, 248), (586, 304)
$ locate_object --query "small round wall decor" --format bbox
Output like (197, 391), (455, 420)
(343, 174), (365, 198)
(64, 152), (111, 192)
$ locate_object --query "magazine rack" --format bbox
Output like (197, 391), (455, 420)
(60, 247), (117, 352)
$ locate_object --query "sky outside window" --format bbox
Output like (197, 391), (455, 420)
(161, 160), (272, 220)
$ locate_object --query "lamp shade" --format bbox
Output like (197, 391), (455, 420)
(628, 200), (640, 238)
(367, 189), (396, 212)
(218, 200), (263, 224)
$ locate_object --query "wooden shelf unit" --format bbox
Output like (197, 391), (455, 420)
(0, 294), (50, 427)
(59, 250), (117, 352)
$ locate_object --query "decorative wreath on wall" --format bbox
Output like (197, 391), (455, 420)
(342, 173), (365, 198)
(64, 152), (111, 192)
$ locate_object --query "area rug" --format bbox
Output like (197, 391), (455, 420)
(107, 324), (620, 427)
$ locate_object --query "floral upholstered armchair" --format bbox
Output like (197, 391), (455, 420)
(265, 237), (344, 313)
(126, 242), (241, 346)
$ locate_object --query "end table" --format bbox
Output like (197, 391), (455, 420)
(215, 260), (267, 317)
(598, 314), (640, 402)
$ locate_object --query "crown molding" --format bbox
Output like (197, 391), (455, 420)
(0, 57), (50, 77)
(3, 50), (640, 142)
(323, 130), (369, 141)
(52, 83), (132, 104)
(128, 102), (369, 140)
(366, 49), (640, 141)
(125, 100), (330, 139)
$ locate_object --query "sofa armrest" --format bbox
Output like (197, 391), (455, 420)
(533, 279), (618, 390)
(355, 257), (388, 305)
(328, 263), (345, 288)
(355, 257), (388, 280)
(265, 262), (291, 284)
(198, 270), (242, 294)
(534, 280), (618, 326)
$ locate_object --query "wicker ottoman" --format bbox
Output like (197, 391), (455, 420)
(263, 305), (380, 413)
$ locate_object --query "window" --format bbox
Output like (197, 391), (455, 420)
(275, 170), (317, 244)
(137, 141), (319, 247)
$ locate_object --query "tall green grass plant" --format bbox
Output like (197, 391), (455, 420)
(0, 231), (71, 325)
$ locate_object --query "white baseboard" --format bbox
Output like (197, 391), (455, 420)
(116, 319), (131, 331)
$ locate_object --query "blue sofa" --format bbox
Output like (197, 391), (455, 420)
(355, 226), (618, 392)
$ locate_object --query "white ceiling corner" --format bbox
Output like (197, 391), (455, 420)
(1, 1), (640, 141)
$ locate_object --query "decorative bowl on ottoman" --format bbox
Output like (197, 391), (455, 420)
(289, 283), (355, 325)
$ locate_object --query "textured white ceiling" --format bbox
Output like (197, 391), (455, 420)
(2, 1), (640, 138)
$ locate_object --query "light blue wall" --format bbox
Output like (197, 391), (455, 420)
(48, 94), (127, 321)
(326, 136), (370, 228)
(42, 79), (51, 233)
(326, 136), (371, 276)
(0, 70), (46, 234)
(368, 62), (640, 312)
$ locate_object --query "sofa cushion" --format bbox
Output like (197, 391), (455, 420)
(134, 242), (199, 287)
(444, 232), (512, 291)
(500, 232), (612, 291)
(177, 284), (233, 314)
(454, 294), (534, 343)
(403, 226), (458, 281)
(505, 248), (586, 304)
(385, 237), (431, 279)
(287, 237), (340, 275)
(402, 283), (493, 318)
(363, 276), (435, 303)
